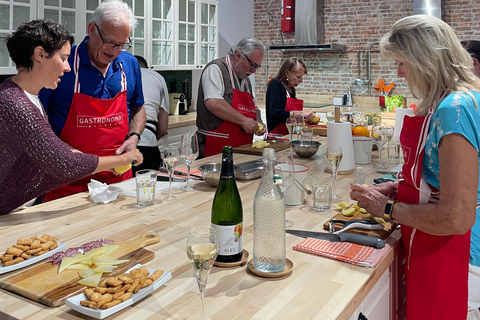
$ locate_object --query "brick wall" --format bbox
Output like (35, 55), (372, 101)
(253, 0), (480, 103)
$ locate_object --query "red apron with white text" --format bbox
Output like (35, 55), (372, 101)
(199, 56), (257, 157)
(44, 46), (131, 202)
(270, 92), (303, 135)
(398, 108), (470, 319)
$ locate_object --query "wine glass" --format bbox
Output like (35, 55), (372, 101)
(186, 227), (219, 320)
(293, 112), (305, 141)
(180, 133), (199, 192)
(275, 151), (296, 227)
(286, 117), (296, 142)
(326, 146), (343, 199)
(372, 125), (388, 170)
(382, 125), (394, 162)
(163, 146), (180, 200)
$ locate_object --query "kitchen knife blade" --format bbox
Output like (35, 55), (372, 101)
(286, 230), (385, 249)
(157, 175), (186, 182)
(158, 167), (203, 179)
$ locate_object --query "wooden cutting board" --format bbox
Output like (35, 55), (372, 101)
(322, 211), (397, 240)
(0, 234), (160, 307)
(233, 140), (291, 156)
(307, 125), (328, 136)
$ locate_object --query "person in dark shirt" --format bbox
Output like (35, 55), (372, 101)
(461, 40), (480, 77)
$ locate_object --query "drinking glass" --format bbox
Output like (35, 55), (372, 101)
(186, 227), (219, 320)
(180, 133), (199, 192)
(326, 146), (343, 199)
(372, 125), (387, 170)
(286, 117), (296, 141)
(163, 146), (180, 200)
(275, 151), (296, 227)
(293, 112), (305, 140)
(382, 125), (394, 162)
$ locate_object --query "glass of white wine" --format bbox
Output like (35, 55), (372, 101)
(286, 117), (296, 142)
(186, 227), (219, 320)
(372, 125), (388, 170)
(163, 146), (180, 200)
(180, 133), (199, 192)
(326, 145), (343, 199)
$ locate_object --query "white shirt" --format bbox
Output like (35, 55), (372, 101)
(24, 91), (45, 117)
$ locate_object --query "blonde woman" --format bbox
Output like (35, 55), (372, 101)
(350, 15), (480, 319)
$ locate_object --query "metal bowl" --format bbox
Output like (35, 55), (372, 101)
(291, 140), (321, 158)
(198, 163), (222, 187)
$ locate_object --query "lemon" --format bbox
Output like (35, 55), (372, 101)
(341, 207), (356, 216)
(114, 164), (132, 174)
(311, 115), (320, 124)
(374, 217), (386, 224)
(364, 213), (373, 219)
(336, 202), (350, 208)
(353, 203), (360, 210)
(256, 123), (264, 135)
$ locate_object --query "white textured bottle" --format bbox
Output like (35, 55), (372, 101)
(253, 148), (286, 273)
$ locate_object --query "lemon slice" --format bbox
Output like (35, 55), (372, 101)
(114, 164), (132, 174)
(341, 207), (356, 216)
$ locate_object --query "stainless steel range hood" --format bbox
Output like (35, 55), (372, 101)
(269, 0), (345, 52)
(413, 0), (442, 19)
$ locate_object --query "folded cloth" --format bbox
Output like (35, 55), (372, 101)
(293, 237), (390, 268)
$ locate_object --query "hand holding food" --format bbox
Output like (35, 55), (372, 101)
(350, 184), (392, 219)
(113, 164), (132, 174)
(0, 235), (58, 267)
(255, 123), (265, 135)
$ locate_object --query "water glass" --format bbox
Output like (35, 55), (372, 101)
(135, 169), (157, 206)
(313, 185), (332, 211)
(301, 127), (313, 143)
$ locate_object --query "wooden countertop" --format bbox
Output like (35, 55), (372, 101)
(0, 138), (401, 320)
(168, 112), (196, 129)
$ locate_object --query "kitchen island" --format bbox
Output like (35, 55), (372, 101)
(0, 138), (403, 320)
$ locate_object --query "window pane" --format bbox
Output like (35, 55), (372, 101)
(201, 44), (208, 65)
(164, 0), (172, 19)
(62, 11), (75, 34)
(0, 32), (9, 67)
(163, 22), (172, 40)
(201, 26), (207, 42)
(188, 24), (195, 41)
(179, 0), (186, 22)
(135, 0), (144, 16)
(87, 0), (98, 11)
(13, 6), (30, 30)
(133, 40), (144, 57)
(0, 5), (10, 30)
(188, 1), (195, 23)
(63, 0), (75, 9)
(152, 20), (161, 39)
(209, 44), (216, 61)
(209, 4), (216, 25)
(209, 26), (216, 42)
(153, 1), (161, 18)
(45, 0), (59, 6)
(86, 13), (93, 32)
(188, 43), (195, 65)
(163, 42), (171, 65)
(44, 9), (59, 23)
(179, 24), (186, 41)
(14, 0), (30, 3)
(201, 3), (207, 24)
(134, 18), (144, 38)
(152, 41), (162, 65)
(124, 0), (132, 9)
(178, 43), (186, 65)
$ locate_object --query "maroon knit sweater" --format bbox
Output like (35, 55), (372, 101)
(0, 78), (99, 215)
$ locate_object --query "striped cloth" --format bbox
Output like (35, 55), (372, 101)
(293, 237), (391, 267)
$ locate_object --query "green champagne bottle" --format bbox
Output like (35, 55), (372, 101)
(211, 146), (243, 263)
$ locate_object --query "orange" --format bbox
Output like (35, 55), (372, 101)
(353, 126), (370, 137)
(351, 125), (354, 134)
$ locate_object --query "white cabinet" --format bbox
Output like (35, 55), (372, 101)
(348, 270), (390, 320)
(198, 0), (217, 67)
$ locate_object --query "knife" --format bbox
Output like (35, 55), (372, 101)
(158, 167), (203, 179)
(286, 229), (385, 249)
(157, 175), (186, 182)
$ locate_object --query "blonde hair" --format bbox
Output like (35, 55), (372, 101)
(380, 15), (480, 115)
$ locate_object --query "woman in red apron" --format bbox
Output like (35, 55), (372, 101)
(350, 15), (480, 319)
(198, 55), (259, 158)
(266, 57), (312, 135)
(45, 45), (131, 201)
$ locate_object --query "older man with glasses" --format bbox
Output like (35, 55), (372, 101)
(39, 0), (145, 202)
(196, 37), (266, 158)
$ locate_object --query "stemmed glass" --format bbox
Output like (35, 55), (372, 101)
(326, 146), (343, 199)
(372, 125), (388, 170)
(286, 117), (296, 142)
(276, 151), (296, 227)
(180, 133), (199, 192)
(186, 227), (219, 320)
(163, 146), (180, 200)
(293, 112), (305, 140)
(382, 125), (394, 162)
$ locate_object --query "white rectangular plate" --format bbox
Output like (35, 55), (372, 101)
(0, 242), (67, 275)
(65, 264), (172, 319)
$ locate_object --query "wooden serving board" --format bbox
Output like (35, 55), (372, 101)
(233, 140), (291, 156)
(0, 234), (160, 307)
(322, 211), (397, 240)
(307, 125), (328, 136)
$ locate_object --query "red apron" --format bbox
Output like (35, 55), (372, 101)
(398, 107), (470, 319)
(198, 56), (257, 157)
(270, 91), (303, 135)
(44, 46), (131, 202)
